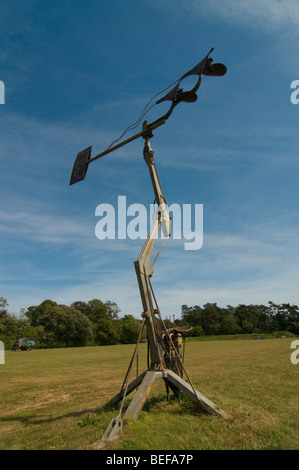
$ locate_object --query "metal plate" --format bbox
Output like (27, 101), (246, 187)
(203, 63), (227, 76)
(69, 146), (92, 185)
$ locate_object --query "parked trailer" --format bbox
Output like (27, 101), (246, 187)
(11, 338), (36, 351)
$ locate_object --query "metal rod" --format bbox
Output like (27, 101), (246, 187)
(152, 237), (167, 268)
(120, 319), (145, 392)
(88, 118), (166, 164)
(117, 319), (146, 418)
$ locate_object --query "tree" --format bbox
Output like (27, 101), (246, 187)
(71, 299), (120, 324)
(181, 304), (202, 327)
(26, 301), (93, 348)
(0, 297), (8, 308)
(267, 302), (299, 334)
(120, 315), (142, 344)
(0, 297), (9, 319)
(201, 303), (224, 335)
(234, 304), (259, 333)
(26, 300), (57, 326)
(220, 314), (240, 335)
(94, 318), (122, 346)
(0, 313), (44, 349)
(0, 315), (20, 348)
(187, 325), (204, 337)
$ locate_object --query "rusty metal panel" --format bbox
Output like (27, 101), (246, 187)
(69, 146), (92, 185)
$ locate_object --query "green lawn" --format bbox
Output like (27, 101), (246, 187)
(0, 338), (298, 450)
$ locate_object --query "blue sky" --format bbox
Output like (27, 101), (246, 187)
(1, 0), (298, 319)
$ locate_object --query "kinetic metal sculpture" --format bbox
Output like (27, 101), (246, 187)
(70, 47), (227, 445)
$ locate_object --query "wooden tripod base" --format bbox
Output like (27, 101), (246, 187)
(111, 368), (227, 420)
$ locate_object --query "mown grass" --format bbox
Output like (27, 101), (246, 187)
(0, 338), (298, 450)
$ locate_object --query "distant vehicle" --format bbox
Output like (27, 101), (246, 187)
(11, 338), (36, 351)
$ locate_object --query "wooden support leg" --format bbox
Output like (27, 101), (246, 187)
(110, 371), (147, 405)
(164, 370), (227, 418)
(123, 370), (163, 420)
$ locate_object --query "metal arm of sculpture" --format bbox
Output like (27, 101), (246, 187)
(69, 47), (226, 187)
(69, 48), (228, 446)
(134, 134), (171, 368)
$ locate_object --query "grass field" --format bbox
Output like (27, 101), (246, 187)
(0, 338), (298, 450)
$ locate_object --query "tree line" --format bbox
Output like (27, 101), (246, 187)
(0, 296), (298, 349)
(0, 297), (142, 349)
(179, 301), (299, 337)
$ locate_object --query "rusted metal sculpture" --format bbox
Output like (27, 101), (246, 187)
(70, 48), (227, 446)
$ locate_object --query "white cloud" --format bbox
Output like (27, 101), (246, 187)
(3, 218), (298, 316)
(158, 0), (299, 31)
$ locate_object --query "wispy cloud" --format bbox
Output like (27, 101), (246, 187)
(154, 0), (299, 32)
(2, 192), (298, 315)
